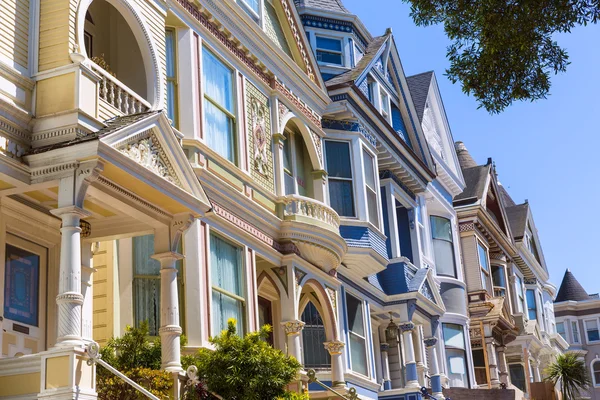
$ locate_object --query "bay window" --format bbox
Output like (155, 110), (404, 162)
(165, 28), (178, 128)
(346, 293), (368, 376)
(430, 216), (456, 277)
(586, 319), (600, 342)
(477, 241), (490, 292)
(203, 49), (237, 164)
(325, 140), (355, 217)
(526, 290), (537, 320)
(362, 149), (379, 228)
(316, 36), (343, 66)
(210, 233), (244, 336)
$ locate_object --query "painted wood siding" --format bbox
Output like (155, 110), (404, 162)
(460, 233), (483, 292)
(93, 241), (115, 345)
(38, 0), (72, 71)
(0, 0), (30, 69)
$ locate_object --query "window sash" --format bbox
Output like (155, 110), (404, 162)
(586, 320), (600, 342)
(526, 290), (537, 320)
(325, 141), (355, 217)
(572, 321), (580, 343)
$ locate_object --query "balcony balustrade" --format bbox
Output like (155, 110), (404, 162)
(90, 61), (151, 116)
(493, 286), (507, 298)
(281, 195), (340, 233)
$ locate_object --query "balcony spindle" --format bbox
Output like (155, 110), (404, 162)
(116, 87), (123, 111)
(108, 81), (115, 105)
(123, 93), (130, 114)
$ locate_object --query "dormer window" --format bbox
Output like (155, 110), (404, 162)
(316, 36), (343, 66)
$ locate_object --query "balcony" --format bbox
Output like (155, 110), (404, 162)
(91, 61), (150, 117)
(493, 286), (507, 298)
(278, 195), (347, 273)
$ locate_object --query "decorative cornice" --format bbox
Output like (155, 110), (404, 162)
(275, 81), (321, 127)
(97, 175), (171, 218)
(278, 0), (316, 83)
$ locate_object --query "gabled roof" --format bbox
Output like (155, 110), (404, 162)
(294, 0), (350, 13)
(325, 34), (389, 88)
(555, 269), (592, 303)
(453, 164), (490, 204)
(505, 203), (529, 239)
(406, 71), (433, 123)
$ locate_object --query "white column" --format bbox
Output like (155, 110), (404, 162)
(152, 251), (184, 373)
(486, 338), (500, 386)
(50, 206), (91, 347)
(324, 341), (346, 387)
(381, 343), (392, 390)
(413, 327), (426, 386)
(425, 337), (444, 399)
(497, 345), (509, 385)
(81, 242), (95, 343)
(400, 322), (420, 388)
(282, 320), (305, 362)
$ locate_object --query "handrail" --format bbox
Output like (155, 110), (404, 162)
(280, 194), (341, 229)
(85, 342), (161, 400)
(420, 386), (451, 400)
(306, 369), (358, 400)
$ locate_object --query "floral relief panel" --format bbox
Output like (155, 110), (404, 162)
(246, 80), (275, 193)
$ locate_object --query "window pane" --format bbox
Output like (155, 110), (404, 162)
(329, 180), (355, 217)
(210, 234), (242, 296)
(350, 334), (368, 375)
(167, 81), (177, 125)
(430, 216), (452, 241)
(481, 270), (488, 291)
(316, 36), (342, 52)
(363, 149), (376, 189)
(204, 99), (235, 163)
(572, 322), (580, 343)
(556, 322), (566, 340)
(284, 172), (295, 195)
(165, 29), (176, 78)
(492, 265), (506, 287)
(317, 51), (342, 65)
(477, 242), (489, 271)
(366, 188), (378, 228)
(134, 278), (160, 336)
(443, 323), (465, 350)
(325, 141), (352, 179)
(446, 349), (468, 388)
(133, 235), (161, 275)
(203, 50), (234, 112)
(242, 0), (260, 13)
(211, 290), (243, 336)
(526, 290), (537, 320)
(283, 133), (292, 171)
(433, 239), (455, 277)
(587, 320), (599, 341)
(346, 294), (365, 337)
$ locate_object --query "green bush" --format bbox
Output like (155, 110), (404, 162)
(184, 319), (302, 400)
(97, 322), (173, 400)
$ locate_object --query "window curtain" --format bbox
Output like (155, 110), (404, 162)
(203, 50), (235, 163)
(210, 234), (243, 336)
(133, 235), (162, 336)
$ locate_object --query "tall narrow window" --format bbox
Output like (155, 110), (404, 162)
(593, 361), (600, 386)
(586, 320), (600, 342)
(516, 275), (525, 313)
(443, 324), (468, 388)
(165, 28), (178, 127)
(325, 141), (354, 217)
(526, 290), (537, 320)
(509, 364), (527, 392)
(391, 104), (410, 145)
(430, 216), (456, 277)
(380, 90), (390, 120)
(556, 322), (566, 341)
(210, 234), (244, 336)
(203, 49), (236, 164)
(282, 130), (310, 197)
(363, 149), (379, 228)
(283, 131), (294, 195)
(477, 242), (490, 292)
(572, 321), (581, 344)
(133, 234), (183, 336)
(316, 36), (343, 66)
(301, 302), (330, 368)
(492, 265), (506, 297)
(346, 294), (368, 376)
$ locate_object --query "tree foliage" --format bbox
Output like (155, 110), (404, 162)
(545, 352), (591, 400)
(97, 322), (173, 400)
(404, 0), (600, 113)
(183, 319), (303, 400)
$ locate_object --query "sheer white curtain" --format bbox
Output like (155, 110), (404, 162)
(210, 234), (244, 336)
(203, 50), (236, 164)
(133, 234), (162, 336)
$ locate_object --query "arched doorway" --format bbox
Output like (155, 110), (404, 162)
(301, 301), (331, 369)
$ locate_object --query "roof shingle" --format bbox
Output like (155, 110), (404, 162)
(294, 0), (349, 13)
(406, 71), (433, 123)
(555, 269), (592, 303)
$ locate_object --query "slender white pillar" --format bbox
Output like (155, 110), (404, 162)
(81, 242), (95, 343)
(400, 322), (420, 388)
(486, 338), (500, 386)
(497, 345), (509, 385)
(152, 251), (184, 373)
(51, 206), (91, 347)
(282, 320), (305, 362)
(425, 337), (444, 399)
(381, 343), (392, 390)
(324, 341), (345, 387)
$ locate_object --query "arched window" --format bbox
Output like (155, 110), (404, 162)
(301, 301), (330, 369)
(592, 360), (600, 386)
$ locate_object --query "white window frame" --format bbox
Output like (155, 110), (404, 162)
(345, 292), (370, 377)
(238, 0), (262, 21)
(314, 34), (344, 67)
(556, 322), (566, 341)
(514, 272), (525, 313)
(571, 320), (581, 344)
(591, 359), (600, 387)
(361, 145), (380, 229)
(201, 45), (240, 166)
(476, 240), (490, 292)
(380, 88), (391, 122)
(323, 139), (356, 218)
(585, 319), (600, 344)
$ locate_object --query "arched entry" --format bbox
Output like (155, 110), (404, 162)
(300, 300), (331, 369)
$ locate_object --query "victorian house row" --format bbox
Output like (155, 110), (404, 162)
(0, 0), (562, 399)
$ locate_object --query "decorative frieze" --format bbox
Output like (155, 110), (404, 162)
(321, 118), (377, 147)
(459, 222), (475, 232)
(119, 134), (181, 187)
(247, 82), (274, 193)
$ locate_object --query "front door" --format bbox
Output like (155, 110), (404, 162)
(0, 234), (47, 357)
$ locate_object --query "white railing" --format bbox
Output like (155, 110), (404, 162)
(281, 195), (340, 230)
(90, 61), (151, 115)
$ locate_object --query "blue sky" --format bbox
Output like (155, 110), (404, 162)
(343, 0), (600, 293)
